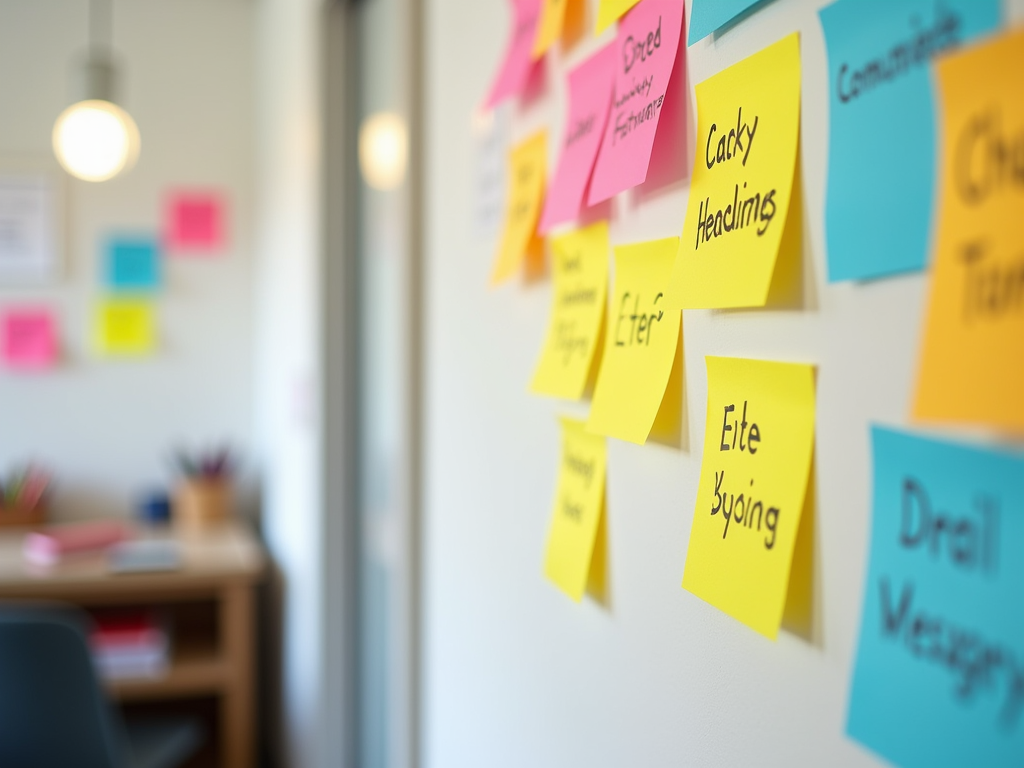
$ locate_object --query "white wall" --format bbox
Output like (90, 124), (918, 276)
(422, 1), (1024, 767)
(0, 0), (255, 519)
(252, 0), (333, 766)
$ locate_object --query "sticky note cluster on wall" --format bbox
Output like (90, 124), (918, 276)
(477, 1), (1024, 764)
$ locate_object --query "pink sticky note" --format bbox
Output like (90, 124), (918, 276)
(164, 190), (226, 253)
(2, 308), (57, 371)
(538, 42), (617, 233)
(587, 0), (685, 205)
(485, 0), (544, 109)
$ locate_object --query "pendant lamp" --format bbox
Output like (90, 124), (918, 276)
(52, 0), (140, 182)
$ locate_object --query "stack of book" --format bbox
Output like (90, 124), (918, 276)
(90, 611), (170, 680)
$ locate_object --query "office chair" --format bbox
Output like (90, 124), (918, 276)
(0, 605), (203, 768)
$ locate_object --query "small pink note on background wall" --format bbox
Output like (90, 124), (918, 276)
(539, 41), (617, 233)
(164, 190), (226, 253)
(485, 0), (544, 109)
(1, 307), (57, 371)
(588, 0), (685, 205)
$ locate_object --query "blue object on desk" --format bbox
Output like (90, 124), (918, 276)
(137, 492), (171, 525)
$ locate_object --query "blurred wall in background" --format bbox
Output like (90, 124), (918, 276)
(0, 0), (256, 519)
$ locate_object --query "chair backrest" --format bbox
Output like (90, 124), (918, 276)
(0, 605), (127, 768)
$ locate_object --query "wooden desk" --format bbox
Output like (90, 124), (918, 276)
(0, 520), (265, 768)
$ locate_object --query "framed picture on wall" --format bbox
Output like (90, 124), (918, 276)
(0, 157), (65, 284)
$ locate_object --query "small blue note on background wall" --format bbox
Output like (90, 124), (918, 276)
(687, 0), (776, 46)
(848, 426), (1024, 768)
(819, 0), (1000, 283)
(105, 236), (161, 291)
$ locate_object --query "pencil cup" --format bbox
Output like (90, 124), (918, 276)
(0, 503), (47, 529)
(174, 478), (232, 527)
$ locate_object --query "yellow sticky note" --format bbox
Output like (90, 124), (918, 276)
(93, 299), (155, 356)
(667, 33), (801, 309)
(682, 357), (815, 639)
(914, 27), (1024, 434)
(595, 0), (641, 34)
(533, 0), (568, 57)
(544, 416), (607, 602)
(491, 131), (547, 286)
(586, 237), (682, 445)
(530, 221), (609, 399)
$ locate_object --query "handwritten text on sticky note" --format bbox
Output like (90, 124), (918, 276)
(1, 308), (57, 370)
(667, 33), (801, 309)
(848, 427), (1024, 768)
(539, 42), (616, 233)
(586, 237), (681, 445)
(682, 357), (815, 639)
(94, 299), (156, 357)
(491, 131), (547, 285)
(914, 28), (1024, 434)
(544, 416), (607, 602)
(820, 0), (1000, 282)
(588, 0), (685, 205)
(531, 221), (609, 399)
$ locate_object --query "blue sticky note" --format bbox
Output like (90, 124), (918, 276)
(687, 0), (776, 46)
(105, 236), (161, 291)
(820, 0), (1000, 282)
(848, 426), (1024, 768)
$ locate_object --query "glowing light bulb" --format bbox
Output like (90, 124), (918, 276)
(359, 112), (408, 191)
(52, 99), (140, 182)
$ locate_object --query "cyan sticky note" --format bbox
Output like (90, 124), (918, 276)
(687, 0), (775, 46)
(105, 236), (160, 291)
(820, 0), (1000, 282)
(848, 426), (1024, 768)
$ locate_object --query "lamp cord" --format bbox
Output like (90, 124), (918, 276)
(88, 0), (113, 57)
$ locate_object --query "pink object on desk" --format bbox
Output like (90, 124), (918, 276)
(24, 520), (130, 566)
(164, 190), (226, 253)
(1, 307), (57, 371)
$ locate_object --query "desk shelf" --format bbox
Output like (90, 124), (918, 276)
(109, 642), (228, 702)
(0, 520), (264, 768)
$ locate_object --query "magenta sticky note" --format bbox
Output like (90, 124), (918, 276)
(164, 190), (226, 253)
(587, 0), (685, 205)
(484, 0), (544, 109)
(538, 42), (617, 233)
(1, 308), (57, 371)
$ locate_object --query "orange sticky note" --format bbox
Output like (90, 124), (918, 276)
(491, 132), (547, 286)
(914, 27), (1024, 434)
(533, 0), (568, 57)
